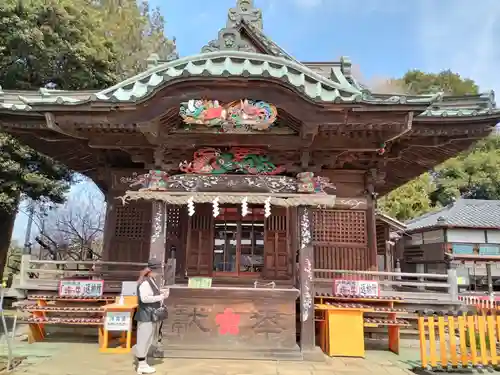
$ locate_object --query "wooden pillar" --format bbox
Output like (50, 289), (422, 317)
(366, 199), (377, 271)
(101, 193), (116, 261)
(487, 262), (493, 296)
(149, 200), (167, 286)
(298, 206), (315, 352)
(149, 200), (167, 357)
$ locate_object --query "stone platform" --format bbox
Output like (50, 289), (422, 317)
(5, 339), (421, 375)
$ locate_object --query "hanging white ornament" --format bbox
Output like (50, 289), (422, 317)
(212, 196), (220, 218)
(187, 196), (195, 216)
(241, 197), (249, 217)
(264, 197), (271, 218)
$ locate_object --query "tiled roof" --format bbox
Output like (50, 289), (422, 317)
(0, 0), (499, 121)
(419, 91), (497, 117)
(406, 199), (500, 232)
(0, 51), (443, 112)
(376, 211), (407, 231)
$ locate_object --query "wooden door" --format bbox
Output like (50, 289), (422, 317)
(264, 207), (292, 280)
(185, 204), (213, 276)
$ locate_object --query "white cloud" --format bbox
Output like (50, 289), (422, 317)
(416, 0), (500, 95)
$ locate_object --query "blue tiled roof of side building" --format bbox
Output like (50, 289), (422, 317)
(405, 199), (500, 232)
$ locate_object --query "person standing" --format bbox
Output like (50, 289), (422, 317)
(134, 259), (169, 374)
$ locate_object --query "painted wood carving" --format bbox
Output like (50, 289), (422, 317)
(179, 147), (285, 175)
(179, 99), (278, 132)
(296, 172), (336, 194)
(129, 170), (170, 191)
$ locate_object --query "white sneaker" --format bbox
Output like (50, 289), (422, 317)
(137, 361), (156, 374)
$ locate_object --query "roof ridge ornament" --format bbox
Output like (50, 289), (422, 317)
(165, 37), (180, 62)
(201, 28), (255, 53)
(340, 56), (352, 78)
(147, 53), (160, 69)
(227, 0), (263, 30)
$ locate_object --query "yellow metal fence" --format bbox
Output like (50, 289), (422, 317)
(418, 311), (500, 370)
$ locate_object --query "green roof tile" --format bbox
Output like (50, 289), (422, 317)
(0, 52), (442, 110)
(0, 0), (498, 121)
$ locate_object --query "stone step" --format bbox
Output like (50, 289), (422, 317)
(156, 345), (304, 361)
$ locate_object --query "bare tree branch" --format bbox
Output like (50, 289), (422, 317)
(41, 185), (105, 263)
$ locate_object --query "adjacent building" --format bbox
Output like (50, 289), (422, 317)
(403, 199), (500, 290)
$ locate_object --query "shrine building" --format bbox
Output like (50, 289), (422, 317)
(1, 0), (500, 360)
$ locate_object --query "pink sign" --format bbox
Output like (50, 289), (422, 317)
(333, 279), (379, 297)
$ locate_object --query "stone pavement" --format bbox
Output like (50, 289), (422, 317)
(6, 340), (419, 375)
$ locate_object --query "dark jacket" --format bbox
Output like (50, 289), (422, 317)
(135, 277), (162, 322)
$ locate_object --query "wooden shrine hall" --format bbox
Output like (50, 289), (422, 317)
(2, 0), (500, 360)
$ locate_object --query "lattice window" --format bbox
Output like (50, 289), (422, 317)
(166, 205), (181, 231)
(265, 207), (286, 231)
(114, 204), (150, 240)
(312, 209), (366, 244)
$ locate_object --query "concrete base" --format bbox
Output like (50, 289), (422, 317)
(301, 347), (327, 362)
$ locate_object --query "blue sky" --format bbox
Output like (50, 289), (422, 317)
(11, 0), (500, 243)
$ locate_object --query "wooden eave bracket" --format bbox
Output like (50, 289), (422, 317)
(383, 112), (413, 144)
(300, 124), (319, 147)
(44, 113), (87, 140)
(137, 120), (161, 145)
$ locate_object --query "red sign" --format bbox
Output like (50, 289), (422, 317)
(333, 279), (379, 297)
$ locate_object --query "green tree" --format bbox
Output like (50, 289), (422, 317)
(0, 0), (119, 279)
(0, 0), (173, 278)
(430, 135), (500, 206)
(378, 69), (480, 220)
(0, 0), (118, 90)
(399, 70), (479, 95)
(94, 0), (175, 81)
(378, 173), (436, 221)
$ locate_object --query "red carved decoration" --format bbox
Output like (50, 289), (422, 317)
(215, 308), (241, 335)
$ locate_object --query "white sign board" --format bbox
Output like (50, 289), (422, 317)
(333, 279), (357, 295)
(357, 280), (379, 297)
(58, 280), (104, 298)
(121, 281), (138, 296)
(105, 311), (132, 332)
(333, 279), (379, 297)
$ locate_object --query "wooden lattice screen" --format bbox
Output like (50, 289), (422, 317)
(114, 204), (150, 240)
(165, 205), (186, 276)
(376, 221), (387, 256)
(312, 209), (370, 277)
(108, 201), (152, 263)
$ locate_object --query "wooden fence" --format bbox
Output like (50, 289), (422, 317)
(417, 311), (500, 369)
(14, 255), (146, 293)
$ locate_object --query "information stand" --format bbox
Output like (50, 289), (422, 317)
(315, 279), (409, 357)
(99, 294), (138, 353)
(315, 303), (374, 357)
